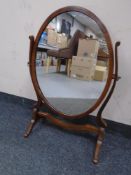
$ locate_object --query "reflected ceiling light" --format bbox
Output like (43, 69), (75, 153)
(57, 21), (61, 32)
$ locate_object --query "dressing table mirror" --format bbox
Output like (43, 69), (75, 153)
(24, 6), (120, 164)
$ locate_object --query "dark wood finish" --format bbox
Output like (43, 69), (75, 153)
(24, 100), (42, 138)
(93, 127), (105, 164)
(25, 110), (105, 163)
(38, 112), (99, 133)
(24, 107), (38, 138)
(24, 6), (120, 164)
(96, 41), (121, 127)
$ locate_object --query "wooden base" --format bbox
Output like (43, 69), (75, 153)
(27, 31), (120, 165)
(24, 106), (105, 164)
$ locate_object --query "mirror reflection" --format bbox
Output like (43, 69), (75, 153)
(36, 11), (109, 115)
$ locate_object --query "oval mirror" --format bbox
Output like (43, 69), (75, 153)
(32, 6), (113, 118)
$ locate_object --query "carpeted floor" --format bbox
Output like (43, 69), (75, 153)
(0, 95), (131, 175)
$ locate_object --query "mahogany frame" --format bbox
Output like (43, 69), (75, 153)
(24, 6), (120, 164)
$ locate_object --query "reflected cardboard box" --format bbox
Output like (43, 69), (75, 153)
(57, 33), (68, 48)
(47, 29), (68, 48)
(47, 29), (57, 46)
(93, 65), (108, 81)
(70, 65), (96, 81)
(77, 39), (99, 58)
(72, 56), (96, 68)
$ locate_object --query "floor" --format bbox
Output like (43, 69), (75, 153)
(47, 97), (96, 115)
(36, 66), (106, 115)
(0, 95), (131, 175)
(36, 66), (106, 99)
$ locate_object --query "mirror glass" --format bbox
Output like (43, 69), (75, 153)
(35, 11), (109, 115)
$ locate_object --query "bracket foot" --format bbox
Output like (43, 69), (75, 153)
(93, 128), (105, 164)
(24, 108), (39, 138)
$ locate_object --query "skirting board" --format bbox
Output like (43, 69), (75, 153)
(0, 91), (131, 138)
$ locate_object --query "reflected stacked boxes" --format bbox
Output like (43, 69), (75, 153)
(47, 29), (57, 46)
(71, 38), (99, 80)
(47, 29), (68, 48)
(57, 33), (68, 48)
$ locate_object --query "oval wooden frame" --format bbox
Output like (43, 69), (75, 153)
(31, 6), (114, 119)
